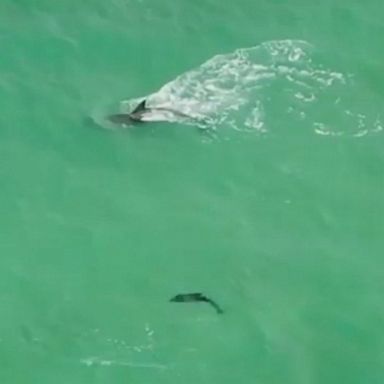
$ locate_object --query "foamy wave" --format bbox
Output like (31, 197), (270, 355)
(81, 357), (168, 369)
(120, 40), (382, 137)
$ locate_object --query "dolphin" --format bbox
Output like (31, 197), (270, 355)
(170, 293), (224, 314)
(107, 99), (199, 126)
(107, 99), (148, 125)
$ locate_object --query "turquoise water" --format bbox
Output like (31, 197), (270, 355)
(1, 1), (384, 383)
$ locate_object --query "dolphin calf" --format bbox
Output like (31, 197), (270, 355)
(170, 293), (224, 314)
(107, 99), (199, 126)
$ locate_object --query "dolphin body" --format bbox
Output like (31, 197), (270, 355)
(107, 99), (192, 126)
(170, 293), (224, 314)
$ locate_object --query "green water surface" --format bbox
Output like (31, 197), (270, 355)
(0, 1), (383, 383)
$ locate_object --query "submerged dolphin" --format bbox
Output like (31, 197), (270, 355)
(107, 99), (193, 126)
(170, 293), (224, 314)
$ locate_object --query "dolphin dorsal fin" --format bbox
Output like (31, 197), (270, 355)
(131, 99), (147, 114)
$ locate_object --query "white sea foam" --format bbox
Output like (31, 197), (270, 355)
(81, 357), (168, 369)
(120, 40), (381, 137)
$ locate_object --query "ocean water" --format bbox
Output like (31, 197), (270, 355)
(1, 1), (384, 383)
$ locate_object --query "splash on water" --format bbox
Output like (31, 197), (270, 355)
(79, 324), (166, 370)
(119, 39), (381, 137)
(81, 357), (168, 369)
